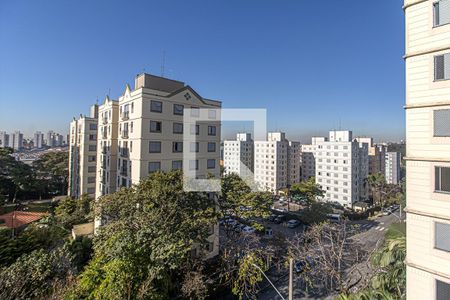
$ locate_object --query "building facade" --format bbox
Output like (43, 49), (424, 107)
(385, 152), (401, 185)
(95, 96), (119, 199)
(11, 131), (23, 151)
(254, 132), (300, 193)
(404, 0), (450, 298)
(34, 131), (44, 149)
(315, 130), (369, 207)
(68, 107), (98, 199)
(355, 137), (387, 175)
(224, 133), (254, 178)
(0, 131), (9, 148)
(301, 137), (327, 181)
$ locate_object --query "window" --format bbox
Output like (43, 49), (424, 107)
(88, 145), (97, 151)
(434, 109), (450, 137)
(207, 159), (216, 169)
(208, 126), (216, 136)
(88, 155), (96, 162)
(435, 222), (450, 252)
(149, 141), (161, 153)
(89, 134), (96, 141)
(207, 142), (216, 152)
(190, 142), (199, 152)
(191, 107), (200, 117)
(172, 160), (183, 170)
(148, 162), (161, 173)
(173, 104), (184, 115)
(150, 121), (162, 133)
(88, 176), (96, 183)
(435, 166), (450, 193)
(87, 188), (95, 194)
(89, 124), (97, 130)
(172, 142), (183, 153)
(151, 100), (162, 112)
(435, 53), (450, 81)
(436, 279), (450, 300)
(190, 124), (199, 135)
(189, 160), (199, 170)
(173, 123), (183, 134)
(208, 109), (216, 119)
(88, 166), (96, 173)
(434, 0), (450, 27)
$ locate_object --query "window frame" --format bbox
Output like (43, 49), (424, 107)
(149, 141), (162, 153)
(173, 104), (184, 116)
(150, 100), (163, 113)
(148, 161), (161, 173)
(150, 121), (162, 133)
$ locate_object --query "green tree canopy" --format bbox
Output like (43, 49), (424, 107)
(290, 177), (325, 205)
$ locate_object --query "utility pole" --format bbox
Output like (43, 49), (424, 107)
(288, 258), (294, 300)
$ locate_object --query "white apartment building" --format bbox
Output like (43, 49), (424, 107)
(34, 131), (44, 149)
(315, 130), (369, 207)
(96, 96), (119, 199)
(0, 131), (9, 148)
(385, 152), (401, 185)
(355, 137), (387, 175)
(224, 133), (254, 178)
(301, 137), (327, 181)
(254, 132), (300, 193)
(11, 131), (23, 151)
(404, 1), (450, 298)
(68, 105), (98, 199)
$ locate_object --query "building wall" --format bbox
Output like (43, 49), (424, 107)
(224, 133), (254, 177)
(385, 152), (401, 184)
(405, 0), (450, 298)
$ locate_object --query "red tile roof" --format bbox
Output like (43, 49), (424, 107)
(0, 211), (48, 229)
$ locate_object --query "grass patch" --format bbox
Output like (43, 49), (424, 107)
(385, 222), (406, 240)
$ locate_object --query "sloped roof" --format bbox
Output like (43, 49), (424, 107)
(0, 211), (48, 229)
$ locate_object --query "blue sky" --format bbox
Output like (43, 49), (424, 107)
(0, 0), (405, 143)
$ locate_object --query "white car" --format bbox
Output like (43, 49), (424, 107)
(241, 226), (255, 234)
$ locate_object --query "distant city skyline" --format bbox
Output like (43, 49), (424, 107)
(0, 1), (405, 142)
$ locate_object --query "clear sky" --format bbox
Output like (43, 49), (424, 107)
(0, 0), (405, 143)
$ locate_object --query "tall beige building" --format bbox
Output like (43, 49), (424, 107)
(68, 105), (98, 199)
(301, 137), (327, 181)
(355, 137), (387, 175)
(96, 96), (119, 199)
(254, 132), (300, 193)
(404, 0), (450, 298)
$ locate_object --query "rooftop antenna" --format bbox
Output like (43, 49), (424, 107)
(161, 50), (166, 77)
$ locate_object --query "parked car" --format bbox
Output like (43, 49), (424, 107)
(274, 215), (286, 224)
(241, 226), (255, 234)
(326, 214), (341, 223)
(287, 219), (300, 228)
(224, 218), (237, 226)
(234, 223), (246, 232)
(268, 214), (278, 222)
(295, 261), (306, 274)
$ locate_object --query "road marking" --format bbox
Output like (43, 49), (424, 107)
(375, 226), (380, 230)
(380, 222), (384, 225)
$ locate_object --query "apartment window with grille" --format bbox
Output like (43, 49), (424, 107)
(189, 160), (199, 170)
(89, 123), (97, 130)
(88, 155), (96, 162)
(436, 279), (450, 300)
(173, 123), (183, 134)
(208, 126), (216, 136)
(435, 166), (450, 193)
(190, 142), (199, 153)
(434, 0), (450, 27)
(88, 166), (96, 173)
(207, 159), (216, 169)
(208, 142), (216, 152)
(190, 124), (200, 135)
(149, 141), (161, 153)
(172, 142), (183, 153)
(87, 188), (95, 194)
(150, 100), (162, 113)
(150, 121), (162, 133)
(173, 104), (184, 115)
(88, 177), (96, 184)
(435, 222), (450, 252)
(435, 53), (450, 81)
(172, 160), (182, 170)
(148, 162), (161, 173)
(434, 109), (450, 137)
(88, 145), (97, 152)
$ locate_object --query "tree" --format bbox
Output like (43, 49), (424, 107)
(288, 222), (367, 295)
(33, 151), (69, 197)
(299, 201), (333, 224)
(70, 171), (218, 299)
(54, 195), (92, 229)
(367, 173), (402, 207)
(290, 177), (325, 206)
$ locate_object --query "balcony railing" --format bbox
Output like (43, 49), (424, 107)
(121, 131), (129, 139)
(121, 111), (129, 120)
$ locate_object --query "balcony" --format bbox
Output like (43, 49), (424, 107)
(120, 167), (128, 177)
(120, 148), (129, 157)
(102, 147), (107, 154)
(101, 160), (107, 169)
(121, 130), (129, 139)
(102, 117), (108, 124)
(102, 131), (107, 139)
(121, 111), (129, 120)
